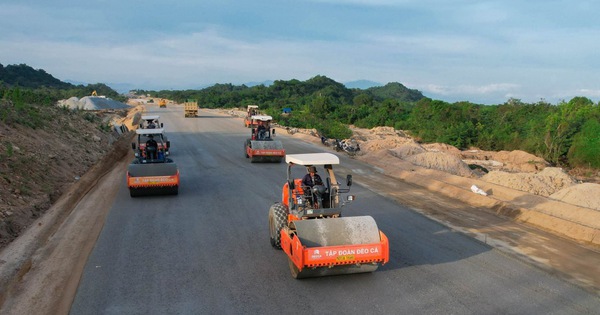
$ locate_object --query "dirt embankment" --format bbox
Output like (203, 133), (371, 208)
(351, 126), (600, 245)
(0, 103), (144, 251)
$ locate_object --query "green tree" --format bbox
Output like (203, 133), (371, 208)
(567, 119), (600, 168)
(543, 97), (594, 164)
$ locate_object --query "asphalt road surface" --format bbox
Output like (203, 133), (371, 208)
(70, 105), (600, 314)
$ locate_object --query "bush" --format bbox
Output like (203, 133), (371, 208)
(316, 121), (352, 139)
(567, 119), (600, 168)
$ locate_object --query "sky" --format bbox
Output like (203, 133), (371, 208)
(1, 0), (599, 105)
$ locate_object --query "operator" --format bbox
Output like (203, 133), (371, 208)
(302, 166), (323, 207)
(147, 120), (157, 129)
(145, 134), (158, 159)
(256, 121), (267, 139)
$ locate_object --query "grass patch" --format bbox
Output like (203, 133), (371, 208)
(5, 142), (14, 157)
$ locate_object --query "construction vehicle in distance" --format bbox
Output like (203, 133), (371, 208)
(91, 90), (98, 96)
(269, 153), (389, 278)
(158, 99), (167, 108)
(244, 105), (259, 127)
(127, 129), (179, 197)
(244, 115), (285, 163)
(184, 100), (198, 117)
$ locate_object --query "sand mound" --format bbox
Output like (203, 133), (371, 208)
(482, 167), (577, 196)
(370, 126), (398, 136)
(350, 126), (412, 141)
(360, 138), (415, 152)
(389, 143), (426, 158)
(405, 151), (475, 177)
(493, 150), (548, 172)
(550, 183), (600, 210)
(423, 143), (462, 157)
(462, 149), (548, 173)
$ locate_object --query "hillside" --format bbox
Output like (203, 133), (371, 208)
(0, 63), (125, 101)
(0, 63), (72, 89)
(0, 98), (138, 249)
(366, 82), (424, 102)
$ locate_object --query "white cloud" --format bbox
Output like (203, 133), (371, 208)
(419, 83), (518, 96)
(575, 89), (600, 98)
(0, 29), (363, 87)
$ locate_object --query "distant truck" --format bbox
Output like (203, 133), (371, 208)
(159, 99), (167, 108)
(184, 100), (198, 117)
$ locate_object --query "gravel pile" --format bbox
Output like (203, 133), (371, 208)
(59, 96), (131, 110)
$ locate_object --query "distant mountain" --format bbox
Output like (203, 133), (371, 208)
(67, 80), (134, 95)
(344, 80), (382, 89)
(105, 82), (136, 94)
(367, 82), (424, 102)
(0, 63), (73, 89)
(65, 79), (88, 86)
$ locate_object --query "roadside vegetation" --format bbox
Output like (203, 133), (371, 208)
(142, 77), (600, 170)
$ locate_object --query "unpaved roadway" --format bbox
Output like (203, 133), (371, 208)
(2, 104), (599, 314)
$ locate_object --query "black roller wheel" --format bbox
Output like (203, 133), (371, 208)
(269, 203), (288, 249)
(289, 258), (305, 279)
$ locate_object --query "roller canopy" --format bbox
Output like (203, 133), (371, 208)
(136, 128), (165, 135)
(251, 115), (272, 121)
(285, 153), (339, 166)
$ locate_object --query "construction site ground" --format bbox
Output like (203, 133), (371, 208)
(0, 103), (598, 314)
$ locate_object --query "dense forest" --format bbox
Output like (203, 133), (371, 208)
(2, 63), (598, 170)
(140, 76), (600, 170)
